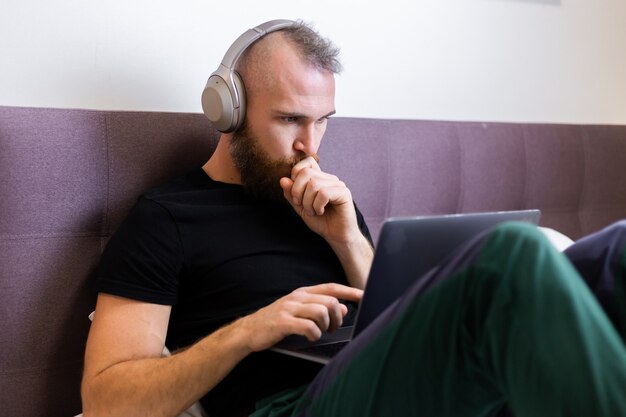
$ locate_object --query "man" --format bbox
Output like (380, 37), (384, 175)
(82, 20), (626, 417)
(81, 21), (373, 417)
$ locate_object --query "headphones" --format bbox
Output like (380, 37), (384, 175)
(201, 19), (295, 133)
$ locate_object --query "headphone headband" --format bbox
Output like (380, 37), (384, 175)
(202, 19), (295, 132)
(220, 19), (294, 73)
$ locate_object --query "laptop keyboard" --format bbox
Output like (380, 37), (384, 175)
(296, 340), (350, 358)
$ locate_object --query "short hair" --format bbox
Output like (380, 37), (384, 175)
(279, 20), (342, 74)
(236, 20), (342, 76)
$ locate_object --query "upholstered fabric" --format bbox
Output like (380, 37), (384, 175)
(1, 105), (625, 417)
(321, 118), (626, 242)
(0, 107), (217, 417)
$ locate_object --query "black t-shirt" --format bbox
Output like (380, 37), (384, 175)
(96, 167), (372, 417)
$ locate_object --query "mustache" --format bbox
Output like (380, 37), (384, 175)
(291, 153), (320, 166)
(280, 153), (320, 177)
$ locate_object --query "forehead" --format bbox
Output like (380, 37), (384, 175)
(276, 65), (335, 103)
(255, 54), (335, 115)
(241, 34), (336, 115)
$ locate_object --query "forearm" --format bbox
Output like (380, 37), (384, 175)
(82, 319), (251, 417)
(329, 232), (374, 289)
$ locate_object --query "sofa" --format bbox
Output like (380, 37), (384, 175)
(1, 105), (625, 417)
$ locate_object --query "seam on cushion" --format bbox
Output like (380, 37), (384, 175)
(454, 123), (464, 213)
(578, 126), (590, 234)
(102, 112), (112, 249)
(384, 120), (393, 219)
(521, 125), (530, 211)
(454, 124), (467, 213)
(0, 358), (84, 376)
(0, 233), (103, 241)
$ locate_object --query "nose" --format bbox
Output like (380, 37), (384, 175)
(294, 124), (320, 156)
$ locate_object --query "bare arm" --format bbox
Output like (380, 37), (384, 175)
(81, 294), (250, 417)
(82, 283), (363, 417)
(325, 232), (374, 290)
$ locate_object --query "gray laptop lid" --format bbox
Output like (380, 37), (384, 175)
(353, 209), (541, 335)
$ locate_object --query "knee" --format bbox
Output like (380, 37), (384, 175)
(478, 221), (561, 280)
(488, 221), (551, 249)
(604, 220), (626, 237)
(473, 222), (579, 315)
(602, 220), (626, 250)
(574, 220), (626, 254)
(480, 221), (568, 285)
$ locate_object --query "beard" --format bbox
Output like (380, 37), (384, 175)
(229, 122), (304, 203)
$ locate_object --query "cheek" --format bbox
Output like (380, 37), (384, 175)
(317, 122), (328, 140)
(263, 124), (298, 157)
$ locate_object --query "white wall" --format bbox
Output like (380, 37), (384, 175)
(1, 0), (625, 124)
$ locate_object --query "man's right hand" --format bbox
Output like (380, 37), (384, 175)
(237, 283), (363, 353)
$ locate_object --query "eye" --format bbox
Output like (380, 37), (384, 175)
(283, 116), (299, 123)
(316, 116), (330, 125)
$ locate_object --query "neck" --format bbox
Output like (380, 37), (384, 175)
(202, 136), (242, 184)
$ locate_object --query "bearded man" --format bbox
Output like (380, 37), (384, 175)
(81, 21), (374, 417)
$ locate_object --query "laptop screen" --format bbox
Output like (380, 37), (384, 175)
(353, 209), (541, 335)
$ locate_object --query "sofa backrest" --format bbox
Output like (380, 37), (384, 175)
(322, 118), (626, 242)
(1, 106), (625, 417)
(0, 107), (217, 417)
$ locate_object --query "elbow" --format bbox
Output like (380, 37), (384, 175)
(81, 374), (103, 417)
(80, 380), (94, 417)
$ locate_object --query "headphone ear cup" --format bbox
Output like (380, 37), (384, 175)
(202, 74), (236, 132)
(201, 72), (247, 133)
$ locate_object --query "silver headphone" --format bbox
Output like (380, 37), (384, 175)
(201, 19), (295, 133)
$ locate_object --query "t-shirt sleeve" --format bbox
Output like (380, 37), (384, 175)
(96, 196), (184, 305)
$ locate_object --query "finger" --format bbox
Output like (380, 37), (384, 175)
(291, 290), (350, 331)
(307, 294), (347, 332)
(277, 300), (333, 338)
(280, 177), (308, 218)
(288, 167), (315, 207)
(271, 301), (328, 342)
(298, 303), (333, 333)
(329, 303), (348, 332)
(280, 177), (306, 213)
(290, 317), (323, 341)
(291, 155), (321, 179)
(303, 283), (364, 303)
(311, 185), (351, 216)
(292, 170), (338, 211)
(280, 177), (294, 200)
(300, 176), (321, 216)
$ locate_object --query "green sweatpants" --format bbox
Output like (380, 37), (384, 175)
(252, 222), (626, 417)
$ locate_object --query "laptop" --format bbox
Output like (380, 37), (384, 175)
(271, 209), (541, 364)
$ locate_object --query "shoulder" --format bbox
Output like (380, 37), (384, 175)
(141, 167), (246, 210)
(142, 168), (210, 203)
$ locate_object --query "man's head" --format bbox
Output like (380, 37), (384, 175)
(234, 21), (342, 95)
(227, 21), (341, 202)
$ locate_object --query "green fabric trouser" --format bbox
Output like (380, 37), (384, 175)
(251, 222), (626, 417)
